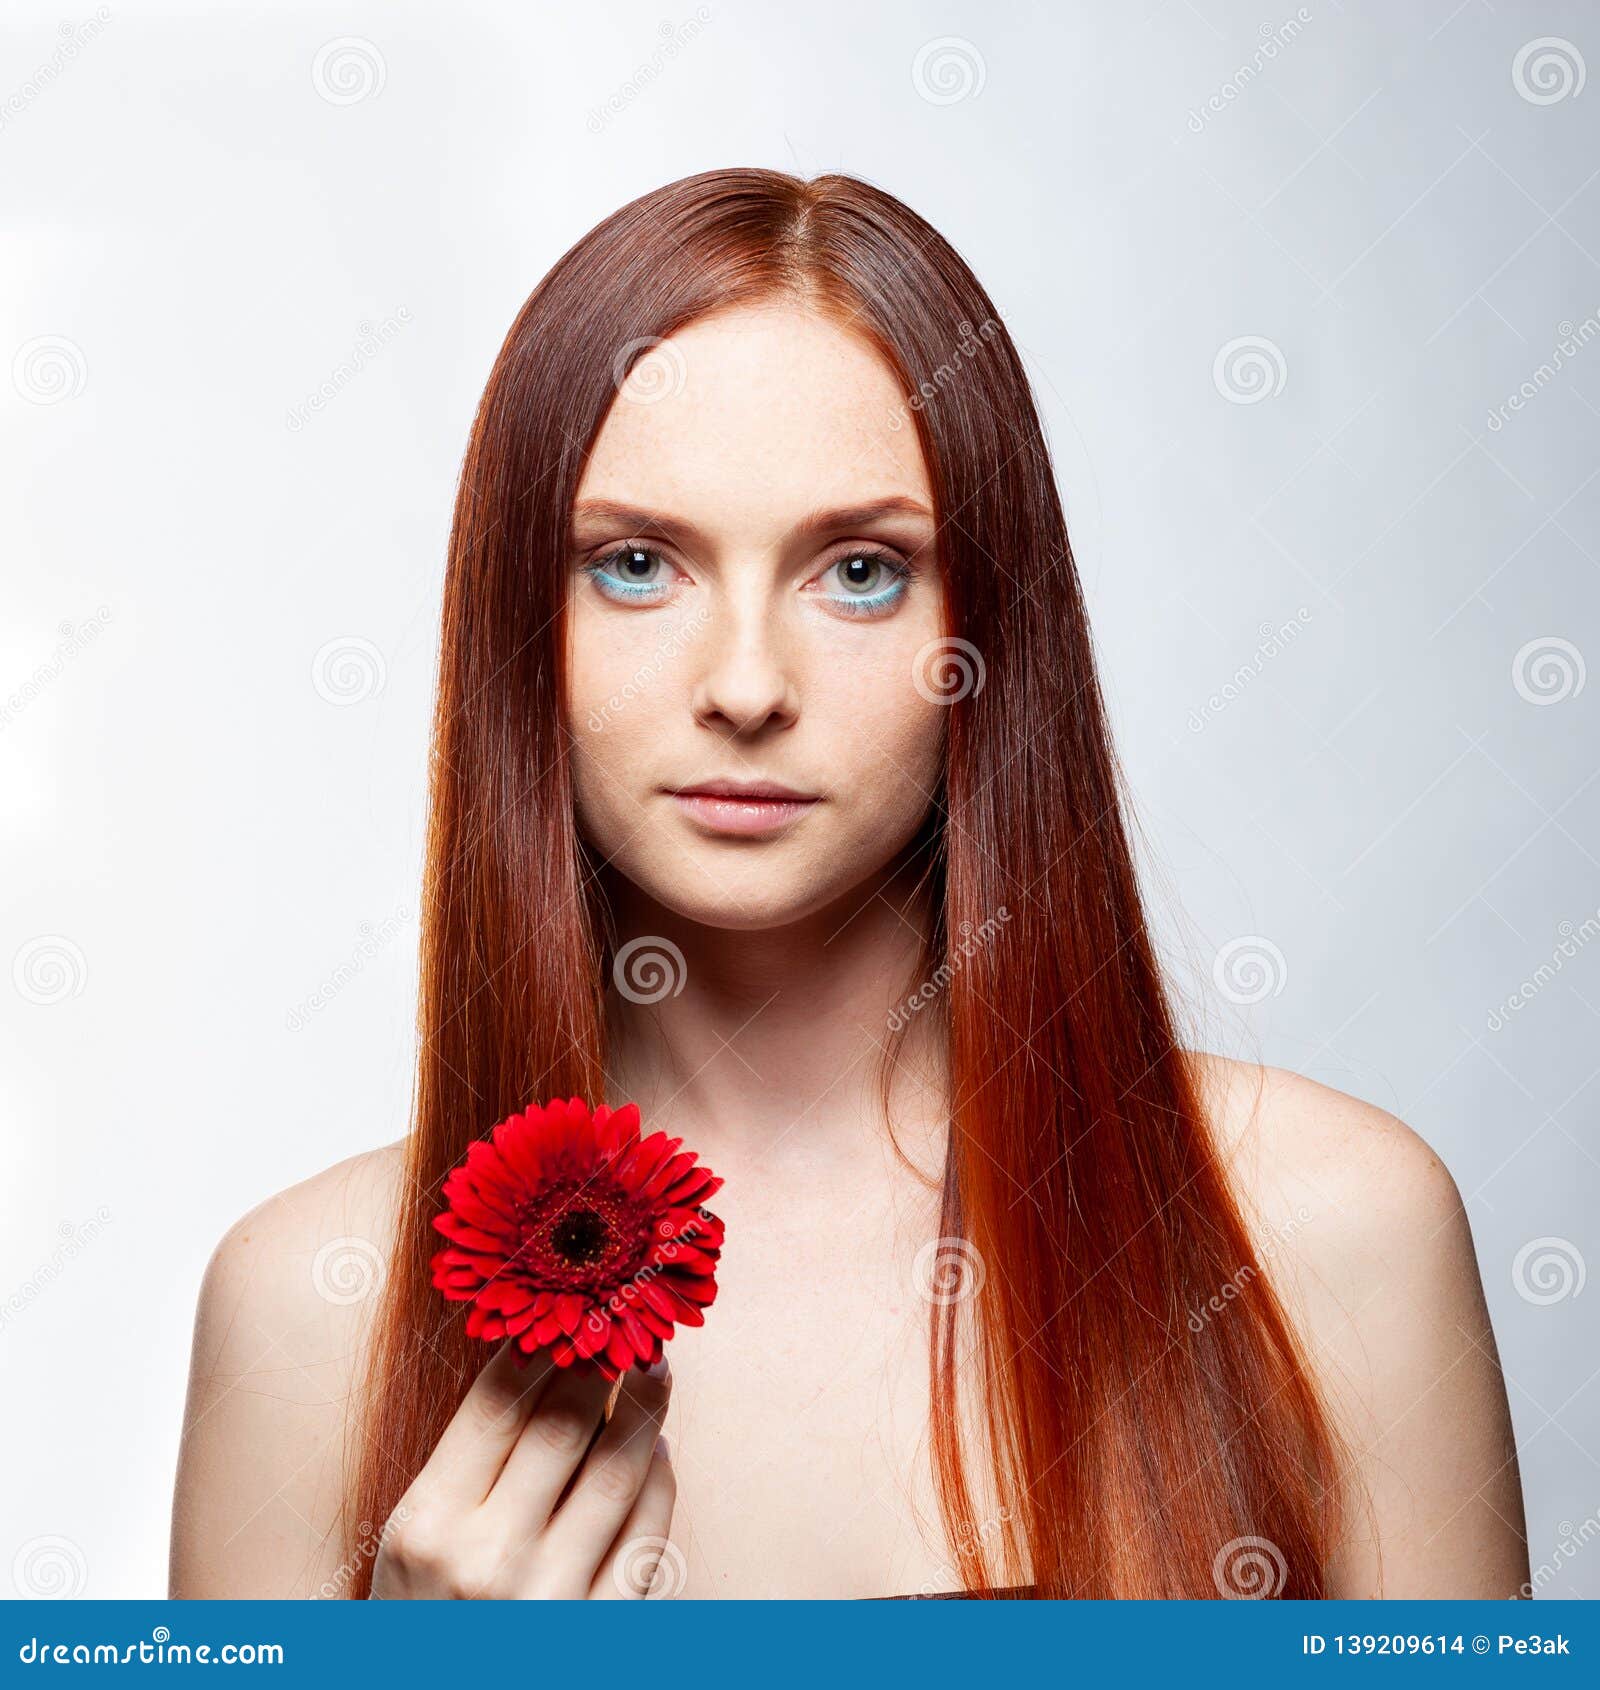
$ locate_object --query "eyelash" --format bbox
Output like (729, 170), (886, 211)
(580, 544), (918, 618)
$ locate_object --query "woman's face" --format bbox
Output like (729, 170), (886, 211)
(565, 302), (947, 931)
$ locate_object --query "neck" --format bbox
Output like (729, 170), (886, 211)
(599, 854), (948, 1169)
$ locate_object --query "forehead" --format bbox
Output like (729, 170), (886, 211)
(576, 303), (931, 524)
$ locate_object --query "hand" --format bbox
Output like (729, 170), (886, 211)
(371, 1336), (676, 1599)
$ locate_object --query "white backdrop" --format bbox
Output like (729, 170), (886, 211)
(2, 0), (1596, 1598)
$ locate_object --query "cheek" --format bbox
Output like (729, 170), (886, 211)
(819, 662), (948, 818)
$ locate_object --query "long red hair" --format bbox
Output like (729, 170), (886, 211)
(343, 167), (1345, 1598)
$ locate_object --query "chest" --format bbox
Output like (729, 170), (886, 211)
(653, 1167), (967, 1599)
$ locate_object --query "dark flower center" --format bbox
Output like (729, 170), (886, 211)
(550, 1207), (611, 1266)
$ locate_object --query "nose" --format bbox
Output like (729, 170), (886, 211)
(689, 589), (798, 736)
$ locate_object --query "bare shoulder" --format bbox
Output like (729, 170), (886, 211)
(169, 1139), (409, 1598)
(1185, 1053), (1529, 1598)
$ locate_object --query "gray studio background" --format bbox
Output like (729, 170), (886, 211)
(2, 0), (1596, 1598)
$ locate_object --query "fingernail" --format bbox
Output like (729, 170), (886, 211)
(654, 1434), (671, 1461)
(645, 1352), (671, 1379)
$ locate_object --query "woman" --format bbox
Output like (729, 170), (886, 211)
(169, 168), (1528, 1600)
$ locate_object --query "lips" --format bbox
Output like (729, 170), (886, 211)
(666, 783), (820, 837)
(669, 780), (818, 801)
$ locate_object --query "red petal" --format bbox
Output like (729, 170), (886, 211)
(643, 1150), (696, 1202)
(603, 1322), (635, 1371)
(532, 1312), (564, 1346)
(668, 1272), (718, 1305)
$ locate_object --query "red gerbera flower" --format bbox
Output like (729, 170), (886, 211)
(430, 1095), (724, 1380)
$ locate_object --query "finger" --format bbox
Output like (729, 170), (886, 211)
(412, 1338), (558, 1508)
(480, 1355), (623, 1538)
(540, 1358), (671, 1566)
(589, 1441), (679, 1599)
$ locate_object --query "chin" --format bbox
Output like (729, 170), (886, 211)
(655, 878), (832, 933)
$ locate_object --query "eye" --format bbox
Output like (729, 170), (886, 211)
(817, 549), (914, 618)
(584, 544), (674, 604)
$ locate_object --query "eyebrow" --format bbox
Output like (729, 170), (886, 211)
(569, 496), (936, 555)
